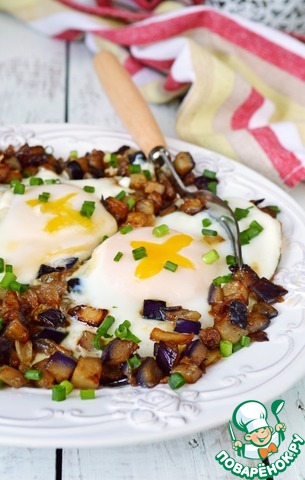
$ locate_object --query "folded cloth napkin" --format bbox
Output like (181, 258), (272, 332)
(2, 0), (305, 187)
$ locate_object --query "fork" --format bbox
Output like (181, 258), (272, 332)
(93, 51), (243, 267)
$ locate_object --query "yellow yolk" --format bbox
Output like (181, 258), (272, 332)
(27, 193), (95, 233)
(130, 234), (194, 279)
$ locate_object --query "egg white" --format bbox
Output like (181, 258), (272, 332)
(67, 198), (282, 356)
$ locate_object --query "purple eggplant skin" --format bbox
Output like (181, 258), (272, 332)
(67, 278), (82, 293)
(36, 328), (68, 344)
(181, 339), (207, 367)
(174, 318), (201, 335)
(136, 357), (164, 388)
(37, 308), (66, 328)
(228, 300), (248, 329)
(48, 351), (77, 370)
(0, 337), (13, 366)
(155, 341), (179, 375)
(142, 299), (167, 321)
(37, 257), (78, 278)
(252, 277), (288, 304)
(65, 160), (84, 179)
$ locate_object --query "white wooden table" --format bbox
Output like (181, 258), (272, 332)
(1, 11), (305, 480)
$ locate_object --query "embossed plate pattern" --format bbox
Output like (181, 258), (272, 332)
(1, 124), (305, 448)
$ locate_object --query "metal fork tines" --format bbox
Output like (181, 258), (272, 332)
(149, 146), (243, 268)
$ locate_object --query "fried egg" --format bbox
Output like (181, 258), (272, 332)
(67, 199), (282, 355)
(0, 182), (117, 283)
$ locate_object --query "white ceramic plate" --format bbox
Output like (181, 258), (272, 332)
(1, 124), (305, 448)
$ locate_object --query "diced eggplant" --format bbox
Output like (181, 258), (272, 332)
(155, 341), (179, 375)
(37, 308), (66, 328)
(205, 349), (222, 367)
(4, 319), (29, 343)
(174, 318), (201, 335)
(252, 277), (288, 304)
(171, 359), (202, 384)
(163, 308), (201, 323)
(32, 358), (55, 388)
(142, 299), (166, 321)
(208, 283), (224, 304)
(247, 312), (271, 333)
(173, 151), (195, 177)
(45, 351), (77, 383)
(101, 338), (139, 366)
(71, 356), (102, 389)
(182, 339), (207, 367)
(215, 316), (248, 344)
(136, 357), (164, 388)
(0, 365), (28, 388)
(77, 331), (96, 352)
(150, 327), (194, 345)
(228, 300), (248, 329)
(65, 160), (84, 179)
(68, 305), (108, 327)
(36, 328), (68, 344)
(0, 337), (13, 365)
(251, 301), (278, 319)
(229, 264), (259, 288)
(67, 277), (81, 293)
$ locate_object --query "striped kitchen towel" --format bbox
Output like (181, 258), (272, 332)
(1, 0), (305, 187)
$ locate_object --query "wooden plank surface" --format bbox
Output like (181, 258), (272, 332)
(1, 10), (305, 480)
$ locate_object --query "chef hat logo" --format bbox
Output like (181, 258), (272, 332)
(233, 400), (269, 433)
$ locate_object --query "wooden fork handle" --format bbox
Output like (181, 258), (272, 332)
(93, 50), (166, 157)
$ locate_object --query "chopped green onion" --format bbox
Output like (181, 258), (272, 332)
(25, 369), (42, 381)
(202, 249), (219, 265)
(127, 197), (136, 210)
(0, 379), (3, 389)
(202, 218), (212, 228)
(10, 178), (21, 188)
(115, 190), (126, 201)
(226, 255), (236, 266)
(60, 380), (74, 395)
(93, 315), (115, 349)
(102, 235), (109, 242)
(127, 355), (142, 370)
(13, 183), (25, 195)
(44, 179), (61, 185)
(19, 284), (29, 294)
(201, 228), (218, 237)
(132, 246), (147, 261)
(115, 320), (141, 343)
(234, 207), (252, 221)
(80, 389), (95, 400)
(52, 384), (66, 402)
(212, 274), (232, 286)
(220, 339), (233, 357)
(128, 164), (141, 174)
(120, 225), (133, 235)
(5, 264), (13, 273)
(38, 192), (50, 203)
(0, 272), (17, 289)
(208, 181), (217, 194)
(240, 220), (264, 246)
(143, 169), (152, 180)
(29, 177), (44, 186)
(266, 205), (281, 214)
(163, 260), (178, 272)
(83, 185), (95, 193)
(203, 169), (217, 179)
(80, 200), (95, 218)
(0, 318), (4, 330)
(69, 150), (78, 158)
(232, 341), (243, 353)
(113, 251), (123, 262)
(109, 153), (118, 167)
(9, 280), (22, 292)
(152, 224), (169, 238)
(0, 258), (4, 273)
(168, 372), (186, 390)
(240, 335), (251, 347)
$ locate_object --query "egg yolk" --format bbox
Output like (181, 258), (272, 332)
(27, 193), (96, 233)
(130, 234), (195, 279)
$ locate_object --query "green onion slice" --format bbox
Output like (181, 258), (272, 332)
(83, 185), (95, 193)
(226, 255), (236, 266)
(0, 272), (17, 289)
(128, 164), (141, 174)
(80, 200), (95, 218)
(52, 385), (66, 402)
(127, 355), (142, 370)
(13, 183), (25, 195)
(202, 249), (219, 265)
(25, 369), (42, 381)
(203, 169), (217, 179)
(80, 389), (95, 400)
(30, 177), (44, 186)
(168, 372), (186, 390)
(115, 190), (126, 201)
(38, 192), (50, 203)
(60, 380), (74, 395)
(0, 258), (4, 273)
(201, 228), (218, 237)
(234, 206), (253, 221)
(152, 224), (169, 238)
(202, 218), (212, 228)
(132, 246), (147, 261)
(240, 220), (263, 246)
(220, 339), (233, 357)
(120, 225), (133, 235)
(212, 274), (232, 286)
(163, 260), (178, 272)
(113, 251), (123, 262)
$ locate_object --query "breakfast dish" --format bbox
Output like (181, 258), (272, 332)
(0, 124), (304, 448)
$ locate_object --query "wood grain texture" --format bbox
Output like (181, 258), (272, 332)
(0, 448), (55, 480)
(0, 13), (66, 124)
